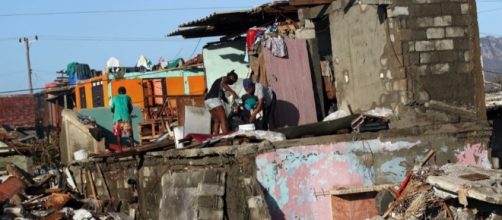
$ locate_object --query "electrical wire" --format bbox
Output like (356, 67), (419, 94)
(0, 6), (252, 17)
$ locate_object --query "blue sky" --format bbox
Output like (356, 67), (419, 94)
(0, 0), (500, 93)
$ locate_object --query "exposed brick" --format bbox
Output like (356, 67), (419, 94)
(445, 27), (465, 38)
(431, 63), (450, 74)
(426, 28), (445, 39)
(0, 95), (36, 127)
(415, 41), (435, 51)
(435, 39), (454, 50)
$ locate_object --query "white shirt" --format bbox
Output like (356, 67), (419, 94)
(254, 83), (273, 108)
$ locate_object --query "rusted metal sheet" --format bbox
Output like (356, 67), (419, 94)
(264, 39), (318, 127)
(289, 0), (333, 6)
(0, 177), (26, 203)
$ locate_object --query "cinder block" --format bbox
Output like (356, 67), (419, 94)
(435, 39), (454, 50)
(197, 184), (225, 196)
(441, 3), (461, 14)
(416, 65), (430, 76)
(445, 27), (465, 38)
(433, 16), (452, 27)
(461, 3), (469, 14)
(456, 62), (471, 73)
(197, 208), (224, 220)
(438, 51), (457, 62)
(413, 0), (441, 4)
(431, 63), (450, 74)
(464, 51), (470, 62)
(197, 196), (224, 209)
(417, 17), (434, 27)
(415, 41), (435, 51)
(426, 28), (445, 39)
(420, 52), (439, 64)
(142, 167), (151, 177)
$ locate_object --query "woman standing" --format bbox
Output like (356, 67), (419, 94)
(204, 70), (238, 135)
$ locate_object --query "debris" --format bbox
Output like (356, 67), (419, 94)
(73, 209), (95, 220)
(0, 177), (26, 204)
(44, 193), (72, 210)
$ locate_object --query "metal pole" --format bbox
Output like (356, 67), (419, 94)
(23, 37), (34, 95)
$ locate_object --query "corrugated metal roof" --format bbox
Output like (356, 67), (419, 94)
(167, 1), (298, 38)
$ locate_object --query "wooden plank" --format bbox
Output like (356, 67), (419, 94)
(331, 184), (396, 195)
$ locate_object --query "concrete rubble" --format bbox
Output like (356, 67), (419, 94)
(372, 151), (502, 220)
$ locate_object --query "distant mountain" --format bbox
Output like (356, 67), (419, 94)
(481, 36), (502, 82)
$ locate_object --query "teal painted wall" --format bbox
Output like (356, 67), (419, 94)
(79, 107), (143, 145)
(203, 38), (249, 89)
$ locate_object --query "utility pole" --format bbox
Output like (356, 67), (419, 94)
(19, 36), (38, 95)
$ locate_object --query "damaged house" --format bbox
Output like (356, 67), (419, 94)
(4, 0), (497, 219)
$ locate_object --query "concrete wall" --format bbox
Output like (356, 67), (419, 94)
(256, 134), (491, 219)
(329, 0), (485, 121)
(330, 4), (395, 113)
(74, 121), (491, 219)
(59, 110), (105, 165)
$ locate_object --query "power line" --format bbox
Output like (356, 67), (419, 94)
(0, 6), (252, 17)
(0, 35), (201, 42)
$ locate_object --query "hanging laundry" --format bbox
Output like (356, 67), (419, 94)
(246, 29), (265, 52)
(263, 36), (287, 58)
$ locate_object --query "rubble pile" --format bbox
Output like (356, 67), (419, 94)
(0, 163), (130, 220)
(377, 152), (502, 220)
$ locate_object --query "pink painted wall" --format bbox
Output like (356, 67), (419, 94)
(255, 140), (491, 220)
